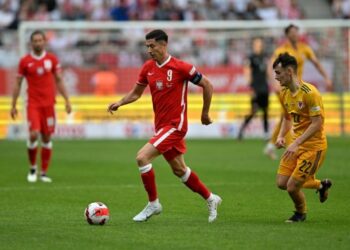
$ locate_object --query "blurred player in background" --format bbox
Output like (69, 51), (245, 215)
(273, 53), (332, 223)
(108, 29), (222, 223)
(264, 24), (332, 160)
(237, 37), (270, 141)
(10, 30), (72, 183)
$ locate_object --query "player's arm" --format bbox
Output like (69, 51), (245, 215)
(10, 76), (23, 120)
(309, 54), (332, 90)
(197, 75), (213, 125)
(275, 113), (292, 149)
(55, 72), (72, 114)
(107, 84), (146, 114)
(294, 115), (322, 146)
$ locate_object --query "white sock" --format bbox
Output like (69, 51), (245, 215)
(180, 167), (191, 182)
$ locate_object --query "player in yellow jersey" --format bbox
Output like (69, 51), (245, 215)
(264, 24), (332, 160)
(273, 53), (332, 223)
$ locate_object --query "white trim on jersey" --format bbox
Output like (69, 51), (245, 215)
(156, 55), (172, 68)
(177, 80), (187, 130)
(30, 51), (47, 60)
(153, 127), (176, 147)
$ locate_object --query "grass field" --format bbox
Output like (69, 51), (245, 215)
(0, 138), (349, 250)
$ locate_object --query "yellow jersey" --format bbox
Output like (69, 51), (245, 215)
(273, 41), (315, 79)
(280, 82), (327, 151)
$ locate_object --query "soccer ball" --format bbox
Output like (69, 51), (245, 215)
(84, 202), (110, 225)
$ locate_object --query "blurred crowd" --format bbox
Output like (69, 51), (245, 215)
(330, 0), (350, 18)
(0, 0), (307, 29)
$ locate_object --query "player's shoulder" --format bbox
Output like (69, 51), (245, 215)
(20, 54), (32, 62)
(300, 82), (319, 95)
(45, 52), (59, 60)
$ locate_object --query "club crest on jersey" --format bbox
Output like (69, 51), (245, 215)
(44, 59), (52, 71)
(36, 67), (44, 75)
(298, 101), (304, 109)
(156, 80), (163, 90)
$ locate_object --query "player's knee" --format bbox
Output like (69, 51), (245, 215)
(29, 132), (39, 142)
(172, 167), (186, 177)
(286, 183), (299, 193)
(136, 152), (149, 166)
(276, 179), (287, 190)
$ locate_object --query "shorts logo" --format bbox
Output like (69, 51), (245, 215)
(44, 59), (52, 71)
(311, 106), (321, 112)
(47, 117), (55, 127)
(298, 101), (304, 109)
(156, 80), (163, 90)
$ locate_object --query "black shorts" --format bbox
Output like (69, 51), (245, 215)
(251, 93), (269, 109)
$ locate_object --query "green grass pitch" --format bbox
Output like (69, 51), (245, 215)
(0, 138), (349, 250)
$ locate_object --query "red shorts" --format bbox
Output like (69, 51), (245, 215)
(27, 105), (56, 135)
(149, 126), (186, 161)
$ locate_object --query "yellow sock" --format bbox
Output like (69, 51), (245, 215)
(302, 179), (321, 189)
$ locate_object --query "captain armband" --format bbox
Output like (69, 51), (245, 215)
(190, 72), (202, 85)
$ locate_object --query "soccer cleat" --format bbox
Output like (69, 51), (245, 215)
(285, 211), (306, 223)
(207, 194), (222, 223)
(263, 143), (277, 160)
(40, 174), (52, 183)
(27, 169), (37, 183)
(317, 179), (332, 203)
(133, 201), (162, 222)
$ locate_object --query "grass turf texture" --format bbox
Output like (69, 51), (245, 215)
(0, 138), (349, 250)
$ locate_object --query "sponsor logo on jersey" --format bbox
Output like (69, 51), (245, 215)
(166, 82), (173, 88)
(44, 59), (52, 71)
(156, 80), (163, 90)
(37, 67), (44, 75)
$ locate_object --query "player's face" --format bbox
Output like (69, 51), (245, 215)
(252, 38), (263, 54)
(31, 34), (46, 54)
(287, 27), (299, 43)
(274, 64), (292, 87)
(145, 39), (166, 62)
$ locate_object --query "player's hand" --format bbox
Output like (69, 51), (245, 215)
(107, 102), (121, 114)
(201, 113), (212, 125)
(282, 142), (298, 161)
(275, 137), (285, 149)
(10, 107), (17, 120)
(65, 101), (72, 114)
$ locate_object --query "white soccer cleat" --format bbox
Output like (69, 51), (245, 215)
(40, 175), (52, 183)
(133, 200), (162, 222)
(27, 169), (37, 183)
(207, 194), (222, 223)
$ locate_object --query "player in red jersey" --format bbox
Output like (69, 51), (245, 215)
(10, 30), (71, 183)
(108, 29), (222, 222)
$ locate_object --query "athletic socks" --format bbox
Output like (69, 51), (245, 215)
(139, 164), (158, 202)
(181, 167), (211, 200)
(27, 140), (38, 167)
(41, 141), (52, 174)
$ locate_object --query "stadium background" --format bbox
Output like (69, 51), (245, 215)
(0, 0), (349, 139)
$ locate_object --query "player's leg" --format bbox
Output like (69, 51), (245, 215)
(165, 150), (222, 222)
(26, 106), (41, 182)
(237, 96), (258, 140)
(260, 93), (269, 140)
(133, 142), (162, 222)
(285, 177), (307, 223)
(39, 106), (56, 183)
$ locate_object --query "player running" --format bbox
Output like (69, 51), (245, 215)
(273, 53), (332, 223)
(108, 29), (222, 223)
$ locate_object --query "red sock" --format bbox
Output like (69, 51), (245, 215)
(184, 170), (211, 200)
(41, 144), (52, 174)
(27, 148), (37, 167)
(140, 165), (157, 202)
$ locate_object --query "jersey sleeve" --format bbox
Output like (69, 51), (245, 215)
(304, 44), (316, 60)
(305, 90), (323, 117)
(179, 61), (202, 84)
(137, 63), (149, 86)
(51, 54), (61, 74)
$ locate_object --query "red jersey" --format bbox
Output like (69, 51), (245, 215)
(137, 56), (198, 133)
(18, 51), (61, 107)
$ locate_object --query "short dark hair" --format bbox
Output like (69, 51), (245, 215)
(145, 29), (168, 43)
(272, 52), (298, 72)
(284, 24), (299, 35)
(30, 30), (46, 41)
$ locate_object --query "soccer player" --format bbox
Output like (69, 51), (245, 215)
(107, 29), (222, 223)
(237, 37), (270, 140)
(264, 24), (332, 160)
(273, 53), (332, 223)
(10, 30), (72, 183)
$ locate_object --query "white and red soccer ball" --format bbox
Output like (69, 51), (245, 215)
(84, 202), (110, 225)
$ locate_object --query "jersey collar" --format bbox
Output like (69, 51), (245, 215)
(156, 55), (171, 68)
(30, 51), (47, 60)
